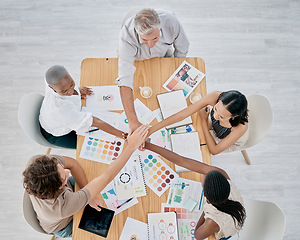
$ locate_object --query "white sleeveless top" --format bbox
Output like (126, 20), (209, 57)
(203, 180), (244, 239)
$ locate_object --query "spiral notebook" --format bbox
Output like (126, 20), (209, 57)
(157, 90), (192, 129)
(114, 155), (147, 200)
(170, 131), (202, 172)
(147, 212), (179, 240)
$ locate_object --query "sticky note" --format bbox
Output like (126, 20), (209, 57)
(182, 197), (197, 212)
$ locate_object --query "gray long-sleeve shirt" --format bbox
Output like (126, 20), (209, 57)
(116, 9), (189, 89)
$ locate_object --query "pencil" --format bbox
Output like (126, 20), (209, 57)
(85, 128), (99, 133)
(116, 197), (133, 209)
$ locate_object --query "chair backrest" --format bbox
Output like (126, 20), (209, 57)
(18, 92), (56, 148)
(237, 196), (285, 240)
(242, 94), (274, 149)
(23, 191), (48, 234)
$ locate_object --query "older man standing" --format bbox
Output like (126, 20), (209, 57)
(116, 8), (189, 133)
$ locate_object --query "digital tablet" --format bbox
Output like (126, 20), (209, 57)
(78, 204), (115, 238)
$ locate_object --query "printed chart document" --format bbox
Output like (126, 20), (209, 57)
(170, 131), (202, 172)
(119, 217), (148, 240)
(148, 212), (179, 240)
(157, 90), (192, 129)
(167, 177), (203, 212)
(161, 203), (203, 240)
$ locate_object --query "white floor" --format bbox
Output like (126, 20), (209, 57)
(0, 0), (299, 239)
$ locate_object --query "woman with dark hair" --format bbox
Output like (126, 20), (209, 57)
(144, 142), (246, 240)
(148, 90), (249, 154)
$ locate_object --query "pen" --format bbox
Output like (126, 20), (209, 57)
(85, 128), (99, 133)
(116, 197), (133, 209)
(199, 189), (204, 210)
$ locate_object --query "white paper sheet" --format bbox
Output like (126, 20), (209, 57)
(119, 217), (148, 240)
(86, 86), (124, 110)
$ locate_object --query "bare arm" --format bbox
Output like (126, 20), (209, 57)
(63, 156), (87, 189)
(199, 108), (248, 155)
(119, 86), (142, 133)
(194, 217), (220, 240)
(84, 125), (149, 200)
(145, 142), (229, 179)
(148, 91), (221, 136)
(92, 116), (126, 139)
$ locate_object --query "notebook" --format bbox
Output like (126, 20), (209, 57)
(78, 205), (115, 238)
(147, 212), (179, 240)
(114, 155), (147, 200)
(170, 131), (202, 172)
(157, 90), (192, 129)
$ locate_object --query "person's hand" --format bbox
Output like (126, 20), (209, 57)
(121, 132), (128, 140)
(128, 120), (142, 135)
(79, 86), (93, 99)
(127, 124), (150, 150)
(89, 198), (104, 211)
(199, 106), (210, 122)
(138, 126), (153, 151)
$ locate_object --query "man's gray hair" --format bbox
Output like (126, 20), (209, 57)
(134, 8), (161, 36)
(45, 65), (69, 85)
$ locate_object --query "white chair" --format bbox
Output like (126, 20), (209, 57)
(233, 196), (286, 240)
(23, 191), (55, 240)
(239, 94), (274, 164)
(18, 92), (60, 154)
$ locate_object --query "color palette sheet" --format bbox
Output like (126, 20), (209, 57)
(79, 136), (125, 164)
(161, 203), (203, 240)
(167, 177), (203, 211)
(139, 150), (178, 197)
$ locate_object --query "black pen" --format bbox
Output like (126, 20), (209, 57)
(116, 197), (133, 209)
(85, 128), (99, 133)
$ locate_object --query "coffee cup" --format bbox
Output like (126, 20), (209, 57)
(139, 86), (152, 98)
(190, 92), (201, 104)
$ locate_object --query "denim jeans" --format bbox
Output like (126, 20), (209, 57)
(52, 177), (75, 238)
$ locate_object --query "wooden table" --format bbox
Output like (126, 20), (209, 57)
(73, 57), (212, 240)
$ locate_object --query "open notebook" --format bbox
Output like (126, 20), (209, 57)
(157, 90), (192, 129)
(170, 131), (202, 172)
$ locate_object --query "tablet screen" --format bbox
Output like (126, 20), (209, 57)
(78, 205), (115, 238)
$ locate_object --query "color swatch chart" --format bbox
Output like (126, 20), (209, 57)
(167, 178), (203, 212)
(79, 136), (125, 164)
(139, 150), (178, 197)
(161, 204), (202, 240)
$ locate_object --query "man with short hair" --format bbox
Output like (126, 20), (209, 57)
(39, 65), (126, 148)
(116, 8), (189, 133)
